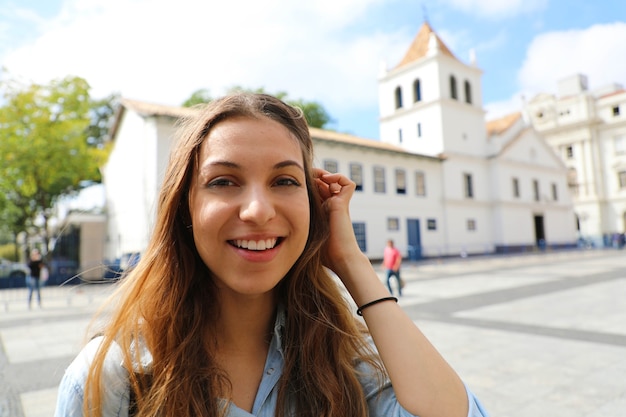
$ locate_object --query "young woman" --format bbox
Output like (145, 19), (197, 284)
(54, 93), (489, 417)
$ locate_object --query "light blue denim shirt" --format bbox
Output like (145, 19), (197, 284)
(55, 308), (489, 417)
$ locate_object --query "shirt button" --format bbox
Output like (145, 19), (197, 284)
(266, 367), (275, 375)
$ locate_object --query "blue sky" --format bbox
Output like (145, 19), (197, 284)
(1, 0), (626, 141)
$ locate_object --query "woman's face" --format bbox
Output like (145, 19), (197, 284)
(189, 116), (310, 298)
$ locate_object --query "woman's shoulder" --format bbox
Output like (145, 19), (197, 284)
(61, 337), (130, 401)
(55, 336), (132, 416)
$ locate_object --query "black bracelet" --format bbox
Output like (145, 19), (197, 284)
(356, 296), (398, 316)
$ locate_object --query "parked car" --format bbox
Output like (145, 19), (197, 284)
(0, 258), (29, 279)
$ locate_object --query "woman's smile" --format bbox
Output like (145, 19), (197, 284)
(229, 237), (280, 251)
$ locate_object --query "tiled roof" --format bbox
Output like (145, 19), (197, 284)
(486, 112), (522, 136)
(394, 21), (457, 70)
(597, 89), (626, 99)
(120, 98), (195, 118)
(310, 127), (438, 159)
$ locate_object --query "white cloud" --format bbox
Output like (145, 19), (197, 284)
(517, 22), (626, 96)
(442, 0), (547, 19)
(484, 22), (626, 122)
(1, 0), (396, 116)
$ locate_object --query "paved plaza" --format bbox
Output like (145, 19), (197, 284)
(1, 248), (625, 416)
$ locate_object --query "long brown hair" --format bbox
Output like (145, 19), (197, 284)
(85, 93), (380, 417)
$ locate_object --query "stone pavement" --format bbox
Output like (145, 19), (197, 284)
(1, 248), (625, 416)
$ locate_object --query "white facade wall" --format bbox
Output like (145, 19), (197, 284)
(379, 103), (445, 156)
(312, 139), (445, 259)
(440, 103), (488, 157)
(444, 202), (494, 255)
(103, 112), (177, 260)
(103, 110), (151, 259)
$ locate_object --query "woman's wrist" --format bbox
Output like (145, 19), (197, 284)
(356, 296), (398, 316)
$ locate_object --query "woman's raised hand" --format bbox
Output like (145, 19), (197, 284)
(313, 169), (366, 277)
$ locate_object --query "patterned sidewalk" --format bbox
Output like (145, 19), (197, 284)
(1, 248), (624, 416)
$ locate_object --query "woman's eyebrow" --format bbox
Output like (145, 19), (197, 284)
(199, 160), (239, 174)
(198, 159), (304, 175)
(274, 160), (304, 172)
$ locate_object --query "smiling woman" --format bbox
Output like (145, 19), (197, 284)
(189, 115), (310, 298)
(54, 93), (490, 417)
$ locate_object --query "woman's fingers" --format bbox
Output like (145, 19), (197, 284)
(313, 169), (355, 202)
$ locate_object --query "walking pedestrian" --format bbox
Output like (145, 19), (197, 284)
(55, 93), (489, 417)
(27, 248), (44, 309)
(383, 239), (404, 296)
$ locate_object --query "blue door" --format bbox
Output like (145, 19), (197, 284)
(407, 219), (422, 260)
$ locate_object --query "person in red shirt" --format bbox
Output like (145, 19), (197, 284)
(383, 239), (403, 296)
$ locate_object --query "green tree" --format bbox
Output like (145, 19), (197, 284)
(86, 93), (120, 148)
(182, 87), (334, 129)
(0, 75), (107, 252)
(287, 98), (332, 130)
(181, 88), (212, 107)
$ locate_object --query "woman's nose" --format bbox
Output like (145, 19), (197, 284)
(239, 187), (276, 225)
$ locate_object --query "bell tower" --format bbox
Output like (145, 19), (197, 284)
(378, 22), (487, 158)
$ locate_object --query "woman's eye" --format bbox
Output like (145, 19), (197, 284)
(275, 177), (301, 187)
(207, 178), (236, 188)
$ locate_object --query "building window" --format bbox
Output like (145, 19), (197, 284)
(568, 167), (579, 196)
(417, 122), (422, 138)
(413, 79), (421, 102)
(450, 75), (458, 100)
(463, 173), (473, 198)
(323, 159), (338, 173)
(350, 163), (363, 191)
(352, 222), (367, 252)
(512, 177), (520, 198)
(395, 86), (403, 109)
(615, 136), (626, 155)
(415, 171), (426, 196)
(613, 106), (620, 116)
(464, 80), (472, 104)
(387, 217), (399, 231)
(552, 183), (558, 201)
(467, 219), (476, 231)
(619, 171), (626, 189)
(395, 169), (406, 194)
(533, 179), (540, 201)
(565, 145), (574, 159)
(427, 219), (437, 230)
(398, 128), (403, 143)
(374, 166), (386, 193)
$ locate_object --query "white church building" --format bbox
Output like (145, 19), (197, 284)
(525, 73), (626, 247)
(102, 22), (578, 262)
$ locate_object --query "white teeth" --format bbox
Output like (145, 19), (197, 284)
(235, 238), (277, 251)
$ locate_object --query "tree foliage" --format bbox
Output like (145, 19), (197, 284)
(182, 86), (334, 129)
(86, 93), (120, 148)
(0, 75), (109, 251)
(181, 88), (212, 108)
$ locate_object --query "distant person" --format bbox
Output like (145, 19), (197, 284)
(383, 239), (403, 296)
(27, 248), (45, 309)
(55, 93), (488, 417)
